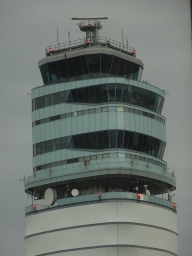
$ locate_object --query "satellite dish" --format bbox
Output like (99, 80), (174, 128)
(44, 188), (57, 206)
(146, 189), (150, 196)
(71, 189), (79, 197)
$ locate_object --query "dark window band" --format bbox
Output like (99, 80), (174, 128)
(32, 106), (165, 127)
(39, 54), (140, 85)
(32, 83), (164, 114)
(33, 152), (166, 172)
(33, 130), (165, 159)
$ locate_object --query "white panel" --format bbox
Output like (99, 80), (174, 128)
(95, 113), (102, 132)
(124, 112), (130, 130)
(117, 112), (124, 130)
(147, 117), (152, 136)
(134, 114), (140, 133)
(45, 152), (51, 164)
(55, 120), (61, 138)
(83, 114), (89, 133)
(89, 113), (96, 133)
(49, 122), (55, 140)
(108, 112), (116, 130)
(40, 123), (45, 142)
(102, 112), (108, 130)
(129, 113), (135, 132)
(26, 202), (178, 236)
(59, 104), (66, 115)
(34, 126), (41, 143)
(25, 224), (178, 256)
(143, 116), (148, 135)
(66, 118), (71, 136)
(71, 117), (78, 136)
(60, 119), (66, 138)
(77, 116), (83, 134)
(139, 115), (144, 134)
(49, 105), (54, 117)
(44, 107), (49, 118)
(55, 104), (60, 115)
(39, 108), (45, 120)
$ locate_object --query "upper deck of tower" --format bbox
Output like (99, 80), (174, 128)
(38, 17), (144, 86)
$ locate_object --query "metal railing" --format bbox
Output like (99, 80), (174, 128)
(25, 192), (176, 215)
(45, 36), (136, 56)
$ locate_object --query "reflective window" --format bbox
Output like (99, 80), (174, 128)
(34, 151), (166, 172)
(33, 105), (165, 127)
(39, 54), (141, 85)
(33, 130), (165, 160)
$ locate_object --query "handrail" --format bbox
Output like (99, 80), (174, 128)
(45, 36), (136, 56)
(25, 192), (176, 215)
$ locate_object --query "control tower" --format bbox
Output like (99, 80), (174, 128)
(24, 18), (178, 256)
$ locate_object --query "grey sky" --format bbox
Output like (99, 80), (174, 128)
(0, 0), (191, 255)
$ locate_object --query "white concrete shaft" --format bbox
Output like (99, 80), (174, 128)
(25, 201), (178, 256)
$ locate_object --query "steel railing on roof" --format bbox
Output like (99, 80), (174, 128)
(45, 36), (136, 56)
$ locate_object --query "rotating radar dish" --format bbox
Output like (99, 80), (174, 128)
(44, 188), (57, 206)
(71, 189), (79, 197)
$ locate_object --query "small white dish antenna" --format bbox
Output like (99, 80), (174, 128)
(71, 189), (79, 197)
(146, 189), (150, 196)
(44, 188), (57, 206)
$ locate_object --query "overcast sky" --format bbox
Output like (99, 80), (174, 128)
(0, 0), (191, 255)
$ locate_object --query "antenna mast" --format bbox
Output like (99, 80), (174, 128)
(71, 17), (108, 43)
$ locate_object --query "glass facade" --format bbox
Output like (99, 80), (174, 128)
(33, 130), (165, 159)
(39, 54), (140, 85)
(32, 106), (165, 127)
(32, 83), (164, 114)
(34, 152), (166, 172)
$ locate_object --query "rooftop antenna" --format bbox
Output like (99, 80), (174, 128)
(72, 17), (108, 43)
(68, 31), (70, 43)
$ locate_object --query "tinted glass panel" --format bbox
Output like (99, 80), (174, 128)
(77, 88), (84, 102)
(131, 63), (139, 80)
(67, 58), (76, 78)
(48, 62), (59, 82)
(88, 86), (96, 103)
(116, 84), (123, 102)
(101, 54), (113, 73)
(40, 64), (50, 84)
(117, 130), (124, 148)
(33, 130), (165, 159)
(74, 56), (83, 76)
(109, 130), (117, 148)
(33, 84), (164, 114)
(118, 58), (126, 77)
(95, 85), (102, 103)
(101, 84), (108, 102)
(90, 132), (98, 149)
(108, 83), (115, 102)
(80, 55), (88, 74)
(111, 56), (119, 76)
(87, 54), (100, 73)
(97, 131), (104, 149)
(57, 59), (68, 81)
(125, 61), (133, 78)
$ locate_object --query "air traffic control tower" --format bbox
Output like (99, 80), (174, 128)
(24, 18), (178, 256)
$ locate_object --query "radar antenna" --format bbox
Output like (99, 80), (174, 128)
(72, 17), (108, 43)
